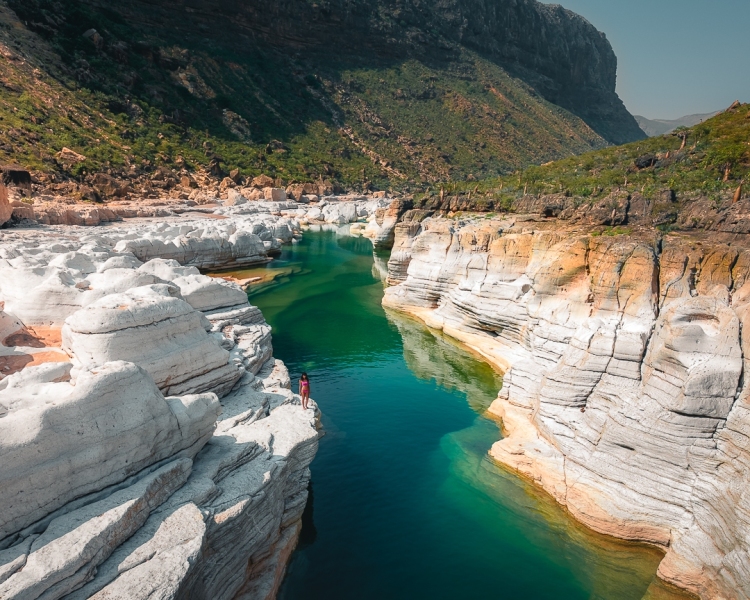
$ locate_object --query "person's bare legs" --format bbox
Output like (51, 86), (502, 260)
(301, 391), (309, 410)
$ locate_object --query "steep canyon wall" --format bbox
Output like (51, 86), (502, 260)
(384, 217), (750, 600)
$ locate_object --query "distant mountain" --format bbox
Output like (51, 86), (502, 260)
(635, 112), (718, 137)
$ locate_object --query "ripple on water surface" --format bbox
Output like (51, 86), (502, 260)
(241, 230), (691, 600)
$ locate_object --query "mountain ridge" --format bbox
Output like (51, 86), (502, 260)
(635, 111), (719, 137)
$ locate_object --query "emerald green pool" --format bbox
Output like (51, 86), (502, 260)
(244, 229), (689, 600)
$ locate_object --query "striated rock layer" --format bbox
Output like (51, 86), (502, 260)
(0, 209), (320, 599)
(384, 216), (750, 600)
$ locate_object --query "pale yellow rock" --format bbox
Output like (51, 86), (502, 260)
(0, 184), (11, 226)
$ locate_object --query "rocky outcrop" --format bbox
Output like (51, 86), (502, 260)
(112, 221), (279, 269)
(0, 361), (218, 540)
(0, 211), (319, 599)
(62, 285), (244, 397)
(362, 199), (414, 250)
(384, 216), (750, 600)
(0, 184), (10, 226)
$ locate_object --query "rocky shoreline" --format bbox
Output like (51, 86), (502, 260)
(0, 196), (386, 599)
(382, 215), (750, 600)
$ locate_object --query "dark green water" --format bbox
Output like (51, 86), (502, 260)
(244, 230), (688, 600)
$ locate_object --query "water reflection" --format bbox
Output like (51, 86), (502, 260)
(371, 253), (390, 283)
(385, 304), (691, 600)
(386, 310), (503, 413)
(297, 482), (318, 550)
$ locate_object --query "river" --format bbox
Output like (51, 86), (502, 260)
(235, 228), (690, 600)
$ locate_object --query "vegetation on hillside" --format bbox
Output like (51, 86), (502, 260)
(0, 0), (607, 191)
(423, 103), (750, 208)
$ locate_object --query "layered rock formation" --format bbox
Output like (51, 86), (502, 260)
(362, 199), (416, 250)
(0, 209), (320, 599)
(384, 216), (750, 600)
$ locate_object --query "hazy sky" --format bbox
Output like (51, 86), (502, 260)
(553, 0), (750, 119)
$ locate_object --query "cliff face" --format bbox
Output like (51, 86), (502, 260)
(383, 216), (750, 600)
(417, 0), (643, 145)
(84, 0), (639, 145)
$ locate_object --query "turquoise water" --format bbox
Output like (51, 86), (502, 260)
(244, 230), (689, 600)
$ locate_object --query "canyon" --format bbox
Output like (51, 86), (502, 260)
(0, 0), (745, 594)
(2, 187), (748, 598)
(383, 214), (750, 600)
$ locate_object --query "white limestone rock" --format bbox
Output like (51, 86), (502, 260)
(0, 459), (192, 600)
(0, 360), (219, 540)
(170, 274), (249, 313)
(225, 189), (248, 206)
(60, 363), (318, 600)
(321, 201), (358, 225)
(0, 210), (317, 599)
(62, 284), (242, 397)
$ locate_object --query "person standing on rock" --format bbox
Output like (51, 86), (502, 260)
(299, 373), (311, 410)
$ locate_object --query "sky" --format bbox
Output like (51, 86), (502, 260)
(552, 0), (750, 119)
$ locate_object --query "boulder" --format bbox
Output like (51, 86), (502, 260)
(79, 186), (103, 203)
(219, 177), (235, 192)
(180, 175), (198, 189)
(634, 154), (657, 169)
(91, 173), (129, 198)
(305, 207), (322, 220)
(225, 189), (247, 206)
(251, 174), (274, 189)
(55, 148), (86, 165)
(82, 28), (104, 48)
(286, 183), (317, 200)
(244, 187), (264, 201)
(263, 187), (287, 202)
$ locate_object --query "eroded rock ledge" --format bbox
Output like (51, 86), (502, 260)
(0, 206), (342, 599)
(383, 216), (750, 600)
